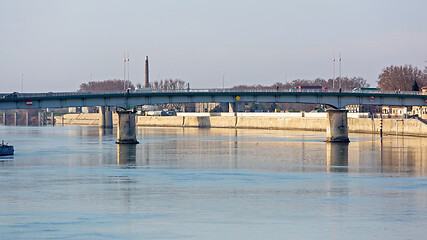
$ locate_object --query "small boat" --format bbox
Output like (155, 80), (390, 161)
(0, 141), (14, 156)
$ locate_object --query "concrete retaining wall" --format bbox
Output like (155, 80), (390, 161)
(56, 113), (427, 137)
(55, 113), (118, 126)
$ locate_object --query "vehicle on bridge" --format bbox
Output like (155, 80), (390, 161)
(2, 92), (18, 99)
(352, 87), (378, 92)
(295, 86), (328, 92)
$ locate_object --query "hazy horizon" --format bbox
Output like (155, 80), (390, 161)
(1, 0), (426, 92)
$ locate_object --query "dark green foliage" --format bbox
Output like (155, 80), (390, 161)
(412, 80), (419, 91)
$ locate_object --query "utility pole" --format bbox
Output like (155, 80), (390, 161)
(123, 53), (127, 90)
(127, 52), (130, 84)
(123, 52), (130, 90)
(332, 53), (335, 89)
(339, 52), (342, 89)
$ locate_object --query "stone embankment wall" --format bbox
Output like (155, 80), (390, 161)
(56, 113), (427, 137)
(56, 113), (118, 126)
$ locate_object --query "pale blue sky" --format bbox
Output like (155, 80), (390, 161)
(1, 0), (426, 92)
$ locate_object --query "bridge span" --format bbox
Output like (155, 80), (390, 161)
(1, 88), (426, 144)
(1, 88), (426, 110)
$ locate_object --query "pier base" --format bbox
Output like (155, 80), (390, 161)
(116, 111), (139, 144)
(326, 109), (350, 142)
(99, 106), (113, 129)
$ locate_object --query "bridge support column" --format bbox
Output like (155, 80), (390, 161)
(14, 112), (18, 126)
(3, 112), (6, 125)
(326, 109), (349, 142)
(229, 102), (240, 114)
(51, 112), (55, 126)
(99, 106), (113, 128)
(38, 112), (42, 126)
(116, 110), (139, 144)
(25, 112), (30, 126)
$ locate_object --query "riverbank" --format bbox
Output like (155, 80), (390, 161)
(55, 113), (427, 137)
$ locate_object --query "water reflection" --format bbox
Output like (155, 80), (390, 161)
(98, 128), (113, 136)
(326, 142), (349, 172)
(378, 136), (427, 176)
(117, 144), (136, 165)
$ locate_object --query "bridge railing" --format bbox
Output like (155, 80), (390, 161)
(1, 88), (424, 99)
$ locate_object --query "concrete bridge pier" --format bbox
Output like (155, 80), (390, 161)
(99, 106), (113, 129)
(50, 112), (55, 126)
(25, 112), (30, 126)
(14, 112), (18, 126)
(116, 110), (139, 144)
(228, 102), (242, 113)
(228, 103), (235, 113)
(326, 109), (350, 142)
(2, 112), (6, 125)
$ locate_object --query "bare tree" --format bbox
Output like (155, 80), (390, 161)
(377, 65), (426, 91)
(233, 77), (368, 91)
(149, 79), (186, 90)
(148, 79), (188, 110)
(78, 79), (135, 92)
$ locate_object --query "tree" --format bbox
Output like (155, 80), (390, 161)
(148, 79), (188, 110)
(149, 79), (186, 90)
(78, 79), (135, 92)
(338, 77), (370, 89)
(412, 80), (420, 91)
(230, 76), (369, 112)
(377, 65), (426, 91)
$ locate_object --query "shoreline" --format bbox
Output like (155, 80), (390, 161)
(55, 113), (427, 137)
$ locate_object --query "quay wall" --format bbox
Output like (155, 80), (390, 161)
(55, 113), (427, 137)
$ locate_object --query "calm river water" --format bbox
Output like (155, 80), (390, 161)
(1, 126), (426, 239)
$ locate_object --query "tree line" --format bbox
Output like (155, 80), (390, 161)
(78, 79), (186, 92)
(233, 76), (370, 90)
(77, 65), (426, 93)
(76, 64), (426, 112)
(377, 65), (427, 91)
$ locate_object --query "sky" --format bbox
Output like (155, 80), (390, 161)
(1, 0), (426, 92)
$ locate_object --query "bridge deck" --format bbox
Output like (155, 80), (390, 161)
(0, 89), (426, 110)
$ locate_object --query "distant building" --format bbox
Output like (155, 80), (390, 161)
(68, 107), (82, 113)
(346, 104), (378, 113)
(195, 103), (220, 112)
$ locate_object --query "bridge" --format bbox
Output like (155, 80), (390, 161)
(1, 88), (426, 143)
(1, 89), (426, 110)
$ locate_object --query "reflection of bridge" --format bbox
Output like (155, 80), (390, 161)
(1, 89), (426, 144)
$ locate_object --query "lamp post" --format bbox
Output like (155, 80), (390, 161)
(339, 52), (342, 89)
(332, 53), (335, 89)
(123, 53), (129, 90)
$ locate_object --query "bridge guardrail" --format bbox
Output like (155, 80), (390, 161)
(1, 88), (424, 99)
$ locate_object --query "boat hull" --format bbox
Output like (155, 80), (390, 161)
(0, 146), (14, 156)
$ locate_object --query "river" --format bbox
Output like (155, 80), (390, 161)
(1, 126), (426, 239)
